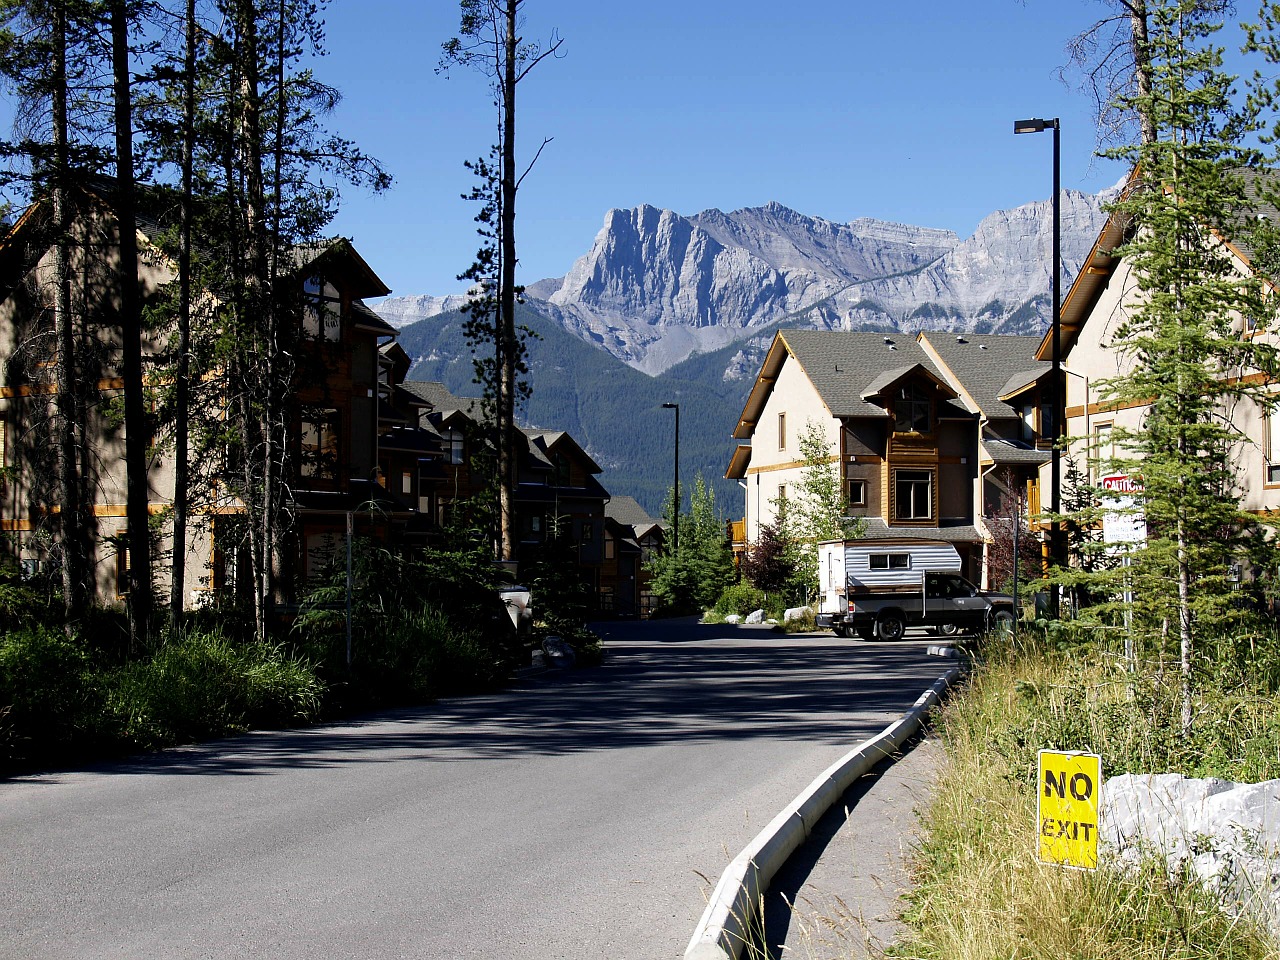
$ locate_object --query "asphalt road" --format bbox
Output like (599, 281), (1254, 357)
(1, 621), (952, 960)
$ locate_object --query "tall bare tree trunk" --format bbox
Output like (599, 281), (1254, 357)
(497, 1), (518, 563)
(235, 0), (271, 640)
(169, 0), (197, 631)
(51, 2), (86, 623)
(1128, 1), (1158, 146)
(111, 0), (152, 646)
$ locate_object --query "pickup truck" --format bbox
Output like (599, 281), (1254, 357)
(830, 571), (1015, 641)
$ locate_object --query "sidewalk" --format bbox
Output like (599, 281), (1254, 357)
(759, 735), (943, 959)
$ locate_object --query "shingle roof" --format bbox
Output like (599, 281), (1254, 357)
(779, 330), (954, 419)
(981, 439), (1052, 466)
(400, 380), (483, 417)
(855, 519), (984, 543)
(919, 333), (1048, 420)
(605, 495), (659, 527)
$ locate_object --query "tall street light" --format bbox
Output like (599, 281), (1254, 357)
(662, 402), (680, 555)
(1014, 116), (1063, 619)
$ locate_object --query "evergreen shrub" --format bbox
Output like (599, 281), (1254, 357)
(712, 583), (767, 617)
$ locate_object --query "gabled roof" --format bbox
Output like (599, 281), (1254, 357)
(918, 332), (1049, 419)
(732, 329), (959, 439)
(291, 238), (391, 300)
(605, 494), (659, 527)
(379, 341), (412, 383)
(861, 362), (958, 404)
(399, 380), (484, 419)
(524, 429), (603, 475)
(1036, 165), (1280, 362)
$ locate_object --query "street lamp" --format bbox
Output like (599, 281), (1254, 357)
(662, 402), (680, 555)
(1014, 116), (1063, 619)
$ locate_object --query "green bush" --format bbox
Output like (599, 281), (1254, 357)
(712, 582), (767, 617)
(104, 632), (322, 750)
(351, 607), (507, 702)
(0, 625), (98, 767)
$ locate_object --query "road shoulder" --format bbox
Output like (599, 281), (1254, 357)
(761, 735), (942, 959)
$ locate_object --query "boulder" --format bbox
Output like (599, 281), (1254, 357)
(744, 609), (765, 624)
(783, 605), (813, 623)
(1102, 773), (1280, 940)
(541, 635), (576, 670)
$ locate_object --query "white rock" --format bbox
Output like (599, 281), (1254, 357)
(723, 614), (741, 624)
(745, 609), (765, 624)
(1102, 773), (1280, 941)
(783, 605), (813, 623)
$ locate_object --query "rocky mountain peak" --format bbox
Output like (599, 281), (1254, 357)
(380, 188), (1114, 375)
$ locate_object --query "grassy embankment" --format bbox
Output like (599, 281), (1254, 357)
(890, 628), (1280, 959)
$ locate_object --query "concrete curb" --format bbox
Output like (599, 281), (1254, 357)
(682, 664), (961, 960)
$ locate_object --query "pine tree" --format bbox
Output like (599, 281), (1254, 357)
(440, 0), (562, 563)
(1097, 0), (1280, 731)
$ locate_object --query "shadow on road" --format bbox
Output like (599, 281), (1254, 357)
(14, 625), (950, 784)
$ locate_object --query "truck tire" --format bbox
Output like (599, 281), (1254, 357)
(932, 623), (961, 637)
(832, 624), (849, 639)
(876, 613), (906, 642)
(990, 609), (1014, 636)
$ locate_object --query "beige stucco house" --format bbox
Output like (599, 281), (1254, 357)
(726, 329), (1053, 587)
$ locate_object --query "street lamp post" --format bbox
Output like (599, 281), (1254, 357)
(1014, 116), (1063, 619)
(662, 402), (680, 555)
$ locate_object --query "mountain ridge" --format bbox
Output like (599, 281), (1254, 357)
(380, 188), (1114, 375)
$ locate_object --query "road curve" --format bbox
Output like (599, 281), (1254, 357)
(1, 621), (951, 960)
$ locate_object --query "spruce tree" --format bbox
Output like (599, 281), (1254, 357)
(1096, 0), (1280, 731)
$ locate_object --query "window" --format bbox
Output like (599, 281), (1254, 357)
(300, 408), (340, 479)
(895, 383), (931, 433)
(1092, 422), (1114, 473)
(553, 453), (572, 488)
(777, 483), (787, 503)
(1268, 406), (1280, 484)
(114, 528), (129, 597)
(401, 471), (413, 495)
(848, 478), (867, 507)
(581, 522), (594, 543)
(442, 429), (464, 465)
(1040, 401), (1056, 441)
(0, 417), (6, 468)
(302, 276), (342, 341)
(894, 469), (933, 520)
(778, 412), (787, 451)
(604, 531), (616, 560)
(870, 552), (910, 570)
(1021, 404), (1036, 442)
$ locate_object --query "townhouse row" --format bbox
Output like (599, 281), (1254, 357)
(0, 185), (662, 618)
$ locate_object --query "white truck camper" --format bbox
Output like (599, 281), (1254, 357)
(816, 539), (1013, 641)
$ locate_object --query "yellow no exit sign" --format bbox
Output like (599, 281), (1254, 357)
(1037, 750), (1102, 869)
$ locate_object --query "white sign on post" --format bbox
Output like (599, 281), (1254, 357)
(1101, 474), (1146, 545)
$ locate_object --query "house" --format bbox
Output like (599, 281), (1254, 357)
(726, 329), (1053, 587)
(601, 495), (664, 618)
(0, 183), (408, 608)
(1042, 168), (1280, 521)
(388, 379), (613, 609)
(917, 333), (1054, 520)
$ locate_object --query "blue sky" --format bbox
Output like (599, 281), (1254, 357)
(321, 1), (1140, 297)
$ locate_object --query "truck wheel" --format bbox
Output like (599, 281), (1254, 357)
(934, 623), (961, 637)
(832, 624), (848, 639)
(876, 613), (906, 642)
(990, 610), (1014, 637)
